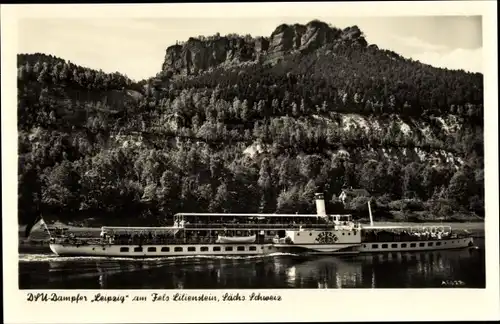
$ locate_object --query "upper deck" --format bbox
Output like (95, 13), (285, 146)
(101, 226), (180, 235)
(172, 213), (357, 230)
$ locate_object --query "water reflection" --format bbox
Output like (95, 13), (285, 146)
(285, 256), (363, 288)
(19, 241), (485, 289)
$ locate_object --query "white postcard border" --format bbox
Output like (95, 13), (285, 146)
(2, 1), (499, 323)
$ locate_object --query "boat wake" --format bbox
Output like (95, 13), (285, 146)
(19, 252), (298, 263)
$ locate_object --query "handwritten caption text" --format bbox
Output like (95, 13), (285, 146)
(26, 292), (282, 304)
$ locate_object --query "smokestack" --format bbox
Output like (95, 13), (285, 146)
(315, 193), (327, 217)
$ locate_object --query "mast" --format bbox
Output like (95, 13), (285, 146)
(368, 200), (373, 227)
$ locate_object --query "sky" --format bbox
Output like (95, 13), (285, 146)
(17, 16), (482, 82)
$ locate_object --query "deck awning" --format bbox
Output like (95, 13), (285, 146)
(101, 226), (178, 233)
(174, 213), (351, 218)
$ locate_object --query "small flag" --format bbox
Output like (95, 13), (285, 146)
(24, 215), (45, 237)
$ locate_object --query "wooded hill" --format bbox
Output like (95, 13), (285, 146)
(17, 20), (484, 226)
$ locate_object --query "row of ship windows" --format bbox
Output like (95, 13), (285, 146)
(366, 240), (464, 249)
(118, 246), (260, 253)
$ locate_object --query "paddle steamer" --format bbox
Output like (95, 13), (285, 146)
(46, 194), (474, 257)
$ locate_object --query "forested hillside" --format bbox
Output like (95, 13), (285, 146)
(17, 21), (484, 227)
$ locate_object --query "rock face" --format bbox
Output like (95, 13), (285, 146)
(162, 36), (262, 76)
(267, 21), (342, 57)
(161, 20), (368, 76)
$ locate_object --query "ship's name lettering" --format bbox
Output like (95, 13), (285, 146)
(27, 293), (87, 303)
(90, 293), (127, 303)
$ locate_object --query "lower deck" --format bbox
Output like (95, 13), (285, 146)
(359, 237), (473, 253)
(50, 243), (275, 257)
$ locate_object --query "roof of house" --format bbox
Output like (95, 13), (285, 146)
(341, 188), (370, 196)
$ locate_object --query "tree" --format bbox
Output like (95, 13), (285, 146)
(18, 66), (27, 80)
(358, 160), (378, 194)
(402, 162), (422, 199)
(209, 183), (231, 212)
(258, 158), (274, 212)
(299, 154), (323, 180)
(447, 167), (474, 206)
(41, 160), (80, 212)
(291, 102), (299, 117)
(240, 99), (249, 122)
(276, 187), (299, 213)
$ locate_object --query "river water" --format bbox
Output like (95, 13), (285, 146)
(18, 238), (485, 289)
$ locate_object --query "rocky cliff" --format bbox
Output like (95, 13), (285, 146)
(161, 20), (367, 76)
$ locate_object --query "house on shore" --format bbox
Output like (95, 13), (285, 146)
(339, 188), (370, 206)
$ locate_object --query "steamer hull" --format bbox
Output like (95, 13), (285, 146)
(49, 237), (473, 258)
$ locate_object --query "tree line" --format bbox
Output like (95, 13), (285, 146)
(17, 42), (484, 226)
